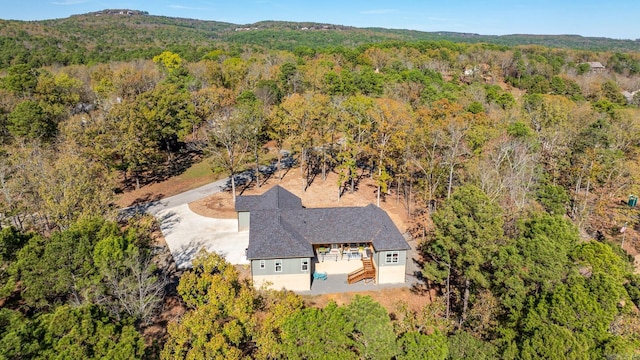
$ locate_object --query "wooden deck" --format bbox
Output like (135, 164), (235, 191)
(347, 258), (376, 284)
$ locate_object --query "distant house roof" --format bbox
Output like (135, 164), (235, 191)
(622, 90), (639, 103)
(586, 61), (605, 69)
(581, 61), (605, 72)
(242, 186), (410, 260)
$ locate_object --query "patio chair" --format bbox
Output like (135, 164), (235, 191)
(313, 271), (328, 280)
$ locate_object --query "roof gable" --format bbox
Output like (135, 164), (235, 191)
(235, 185), (302, 212)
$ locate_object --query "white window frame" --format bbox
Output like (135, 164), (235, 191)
(301, 258), (309, 272)
(275, 259), (283, 272)
(259, 260), (265, 269)
(385, 251), (400, 264)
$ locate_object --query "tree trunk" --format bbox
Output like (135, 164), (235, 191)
(462, 278), (470, 322)
(277, 150), (282, 180)
(231, 173), (236, 203)
(446, 266), (451, 319)
(350, 168), (355, 193)
(447, 164), (454, 199)
(579, 161), (594, 217)
(167, 144), (173, 172)
(377, 165), (382, 207)
(322, 147), (327, 181)
(14, 213), (24, 232)
(276, 151), (282, 180)
(301, 147), (306, 191)
(44, 214), (51, 232)
(255, 144), (261, 188)
(407, 180), (412, 216)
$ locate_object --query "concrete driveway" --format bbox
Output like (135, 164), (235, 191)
(156, 204), (249, 268)
(121, 176), (251, 269)
(123, 167), (286, 269)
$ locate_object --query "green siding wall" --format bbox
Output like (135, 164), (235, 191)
(252, 258), (311, 276)
(376, 250), (407, 267)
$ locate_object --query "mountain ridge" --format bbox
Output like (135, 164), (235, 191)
(0, 9), (638, 69)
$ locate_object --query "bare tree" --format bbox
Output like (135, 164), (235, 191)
(101, 249), (166, 325)
(428, 101), (472, 200)
(476, 135), (540, 211)
(205, 107), (252, 202)
(409, 108), (446, 212)
(367, 98), (412, 207)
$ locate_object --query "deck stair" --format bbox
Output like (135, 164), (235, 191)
(347, 258), (376, 284)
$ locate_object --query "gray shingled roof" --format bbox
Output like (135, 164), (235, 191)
(281, 205), (409, 250)
(246, 211), (314, 259)
(242, 188), (409, 259)
(235, 185), (302, 212)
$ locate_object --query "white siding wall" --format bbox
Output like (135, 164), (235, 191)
(378, 265), (406, 284)
(252, 273), (311, 291)
(314, 259), (363, 274)
(374, 250), (407, 284)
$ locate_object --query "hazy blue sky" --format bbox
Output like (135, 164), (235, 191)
(2, 0), (639, 40)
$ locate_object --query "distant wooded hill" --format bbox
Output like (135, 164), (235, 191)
(1, 9), (639, 68)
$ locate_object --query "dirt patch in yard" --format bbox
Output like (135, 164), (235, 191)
(189, 169), (411, 233)
(115, 153), (221, 208)
(302, 286), (437, 314)
(116, 173), (220, 208)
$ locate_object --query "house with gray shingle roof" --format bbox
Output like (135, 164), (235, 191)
(235, 185), (410, 291)
(582, 61), (606, 73)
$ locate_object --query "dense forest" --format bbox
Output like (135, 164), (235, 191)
(1, 9), (640, 359)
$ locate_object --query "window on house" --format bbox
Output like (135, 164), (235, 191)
(275, 259), (283, 272)
(385, 251), (399, 264)
(301, 259), (309, 272)
(259, 260), (265, 269)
